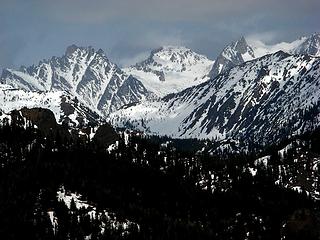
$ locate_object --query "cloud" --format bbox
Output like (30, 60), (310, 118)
(19, 0), (320, 24)
(0, 34), (26, 70)
(117, 52), (150, 68)
(107, 29), (189, 67)
(246, 32), (279, 44)
(0, 0), (319, 70)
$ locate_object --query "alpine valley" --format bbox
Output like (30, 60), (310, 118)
(1, 32), (320, 240)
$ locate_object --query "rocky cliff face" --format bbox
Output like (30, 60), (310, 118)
(209, 37), (255, 79)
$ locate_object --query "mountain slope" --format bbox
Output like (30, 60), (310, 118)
(0, 84), (101, 127)
(110, 51), (320, 143)
(124, 46), (214, 97)
(1, 45), (153, 115)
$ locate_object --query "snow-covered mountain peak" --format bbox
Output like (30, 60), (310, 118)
(147, 45), (209, 66)
(65, 44), (83, 56)
(209, 36), (255, 78)
(234, 36), (247, 48)
(220, 36), (255, 61)
(1, 45), (153, 116)
(60, 45), (112, 70)
(227, 36), (255, 61)
(247, 37), (308, 59)
(124, 46), (214, 97)
(294, 33), (320, 56)
(209, 33), (320, 79)
(247, 33), (320, 58)
(64, 44), (96, 57)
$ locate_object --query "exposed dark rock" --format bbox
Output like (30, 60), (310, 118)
(92, 123), (119, 148)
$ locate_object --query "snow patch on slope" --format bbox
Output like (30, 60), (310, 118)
(57, 186), (140, 235)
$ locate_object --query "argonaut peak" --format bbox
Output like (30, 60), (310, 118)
(1, 44), (152, 116)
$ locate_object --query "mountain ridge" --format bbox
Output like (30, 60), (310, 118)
(1, 33), (320, 145)
(1, 45), (153, 116)
(110, 51), (320, 144)
(209, 33), (320, 78)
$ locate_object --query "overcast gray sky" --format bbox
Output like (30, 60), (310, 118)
(0, 0), (319, 70)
